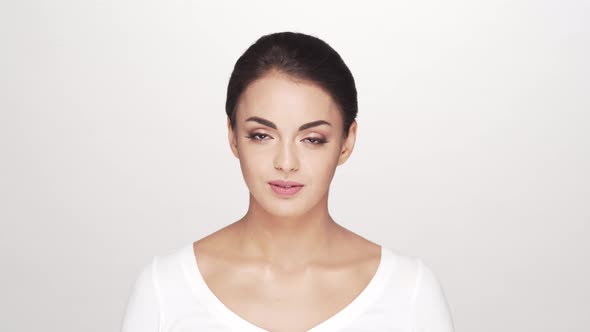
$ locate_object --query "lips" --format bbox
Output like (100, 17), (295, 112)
(268, 180), (304, 196)
(268, 180), (304, 188)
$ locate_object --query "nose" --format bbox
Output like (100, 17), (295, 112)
(273, 141), (299, 173)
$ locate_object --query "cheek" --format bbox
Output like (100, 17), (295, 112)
(237, 145), (272, 177)
(302, 148), (341, 182)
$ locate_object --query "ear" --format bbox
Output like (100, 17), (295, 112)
(337, 120), (357, 166)
(227, 116), (239, 159)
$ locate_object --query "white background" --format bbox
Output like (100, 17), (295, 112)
(1, 1), (589, 331)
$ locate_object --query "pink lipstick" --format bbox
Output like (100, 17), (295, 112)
(268, 180), (304, 197)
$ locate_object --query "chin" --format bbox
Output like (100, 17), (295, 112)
(248, 191), (315, 219)
(262, 198), (311, 218)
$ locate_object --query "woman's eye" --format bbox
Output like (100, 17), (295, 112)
(303, 137), (327, 145)
(246, 133), (271, 141)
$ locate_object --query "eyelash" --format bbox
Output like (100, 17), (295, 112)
(245, 133), (328, 145)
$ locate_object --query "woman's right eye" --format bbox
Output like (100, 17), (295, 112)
(245, 133), (271, 141)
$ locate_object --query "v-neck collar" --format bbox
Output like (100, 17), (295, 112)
(182, 243), (394, 332)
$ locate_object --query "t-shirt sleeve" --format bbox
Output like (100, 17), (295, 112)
(121, 257), (161, 332)
(410, 259), (455, 332)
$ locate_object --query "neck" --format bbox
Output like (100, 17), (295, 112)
(236, 193), (337, 268)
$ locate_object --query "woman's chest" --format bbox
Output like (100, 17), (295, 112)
(209, 272), (368, 332)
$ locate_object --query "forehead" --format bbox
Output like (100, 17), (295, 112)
(236, 72), (341, 128)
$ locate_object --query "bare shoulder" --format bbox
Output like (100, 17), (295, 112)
(193, 222), (239, 252)
(334, 224), (381, 257)
(327, 224), (382, 275)
(192, 221), (243, 277)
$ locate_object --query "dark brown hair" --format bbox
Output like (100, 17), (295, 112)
(225, 32), (358, 137)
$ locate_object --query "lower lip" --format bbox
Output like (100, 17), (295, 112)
(269, 184), (303, 196)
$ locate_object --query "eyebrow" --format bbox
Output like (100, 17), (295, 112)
(245, 116), (332, 131)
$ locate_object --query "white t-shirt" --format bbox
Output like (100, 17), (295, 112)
(121, 243), (454, 332)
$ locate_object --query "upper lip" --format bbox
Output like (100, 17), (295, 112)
(269, 180), (304, 187)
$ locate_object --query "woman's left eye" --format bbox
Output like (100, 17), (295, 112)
(303, 137), (327, 145)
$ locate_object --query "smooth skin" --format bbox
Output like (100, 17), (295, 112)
(194, 70), (381, 332)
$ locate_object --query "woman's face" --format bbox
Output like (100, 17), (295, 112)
(228, 71), (357, 218)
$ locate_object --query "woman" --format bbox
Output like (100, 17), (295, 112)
(121, 32), (454, 332)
